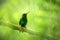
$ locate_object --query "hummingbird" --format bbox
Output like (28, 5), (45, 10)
(19, 12), (28, 30)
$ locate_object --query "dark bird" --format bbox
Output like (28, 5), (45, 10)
(19, 13), (28, 29)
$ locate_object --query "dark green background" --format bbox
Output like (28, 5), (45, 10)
(0, 0), (60, 40)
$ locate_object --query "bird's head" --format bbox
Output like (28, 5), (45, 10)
(22, 13), (27, 17)
(22, 12), (29, 18)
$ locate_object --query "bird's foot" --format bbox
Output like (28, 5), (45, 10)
(17, 26), (26, 32)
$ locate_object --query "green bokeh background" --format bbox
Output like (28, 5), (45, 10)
(0, 0), (60, 40)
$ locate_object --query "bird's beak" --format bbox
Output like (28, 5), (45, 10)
(26, 12), (29, 14)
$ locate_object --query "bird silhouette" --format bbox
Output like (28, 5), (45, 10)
(18, 13), (28, 32)
(19, 13), (27, 27)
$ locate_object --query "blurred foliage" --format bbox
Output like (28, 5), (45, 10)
(0, 0), (60, 40)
